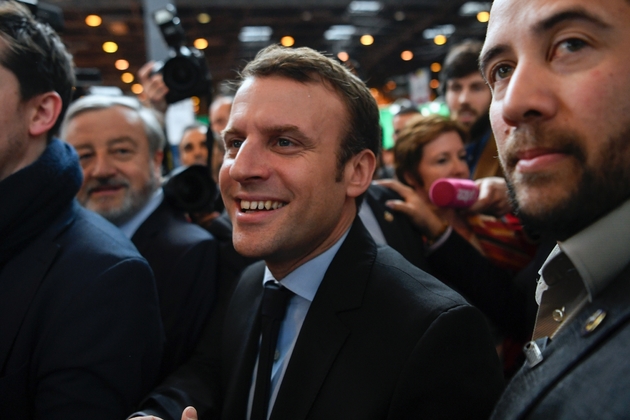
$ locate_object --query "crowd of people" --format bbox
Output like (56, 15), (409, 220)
(1, 0), (629, 418)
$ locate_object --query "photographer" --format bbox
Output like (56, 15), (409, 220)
(61, 95), (219, 382)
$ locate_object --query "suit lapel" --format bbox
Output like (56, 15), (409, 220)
(271, 219), (376, 420)
(221, 262), (266, 419)
(130, 201), (169, 252)
(0, 207), (74, 374)
(498, 265), (630, 418)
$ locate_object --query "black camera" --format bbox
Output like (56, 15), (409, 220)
(152, 4), (211, 104)
(163, 164), (222, 214)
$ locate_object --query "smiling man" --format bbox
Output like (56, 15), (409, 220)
(62, 95), (218, 382)
(479, 0), (630, 417)
(134, 44), (503, 420)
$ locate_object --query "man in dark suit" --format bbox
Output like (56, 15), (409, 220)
(61, 95), (218, 380)
(134, 44), (504, 420)
(479, 0), (630, 417)
(0, 3), (163, 418)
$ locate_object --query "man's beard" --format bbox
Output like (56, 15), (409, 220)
(84, 172), (160, 226)
(504, 124), (630, 241)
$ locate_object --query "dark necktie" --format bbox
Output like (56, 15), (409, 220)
(251, 281), (293, 420)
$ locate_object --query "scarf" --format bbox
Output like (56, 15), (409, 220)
(0, 139), (83, 266)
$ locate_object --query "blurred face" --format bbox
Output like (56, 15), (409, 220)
(445, 72), (492, 129)
(481, 0), (630, 239)
(220, 76), (370, 278)
(415, 131), (469, 196)
(65, 106), (162, 225)
(179, 127), (208, 166)
(210, 100), (231, 135)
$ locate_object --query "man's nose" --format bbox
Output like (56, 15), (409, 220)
(499, 61), (558, 127)
(228, 138), (271, 183)
(90, 153), (116, 178)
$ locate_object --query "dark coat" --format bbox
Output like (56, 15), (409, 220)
(0, 202), (164, 419)
(131, 200), (218, 380)
(491, 262), (630, 419)
(141, 218), (505, 419)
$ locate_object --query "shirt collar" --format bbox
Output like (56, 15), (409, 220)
(119, 188), (163, 238)
(263, 229), (350, 303)
(539, 198), (630, 301)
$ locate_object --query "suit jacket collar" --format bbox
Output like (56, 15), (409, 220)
(494, 263), (630, 418)
(131, 200), (182, 251)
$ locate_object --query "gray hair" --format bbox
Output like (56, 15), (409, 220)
(60, 95), (166, 154)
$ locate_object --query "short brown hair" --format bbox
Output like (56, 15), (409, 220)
(0, 1), (74, 139)
(394, 114), (469, 187)
(238, 44), (381, 180)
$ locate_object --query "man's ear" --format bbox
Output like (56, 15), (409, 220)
(345, 149), (376, 199)
(27, 91), (62, 138)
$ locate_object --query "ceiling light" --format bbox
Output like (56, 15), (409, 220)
(477, 11), (490, 23)
(394, 11), (405, 21)
(348, 1), (383, 14)
(401, 50), (413, 61)
(197, 13), (211, 24)
(434, 35), (447, 45)
(324, 25), (356, 41)
(431, 62), (442, 72)
(194, 38), (209, 49)
(430, 79), (440, 89)
(102, 42), (118, 53)
(121, 72), (134, 83)
(108, 21), (129, 36)
(360, 35), (374, 46)
(281, 36), (295, 47)
(238, 26), (272, 43)
(85, 15), (102, 27)
(131, 84), (144, 94)
(115, 59), (129, 70)
(337, 51), (349, 62)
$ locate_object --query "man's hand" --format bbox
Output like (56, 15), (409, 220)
(138, 61), (169, 114)
(375, 179), (448, 239)
(469, 176), (512, 217)
(132, 406), (198, 420)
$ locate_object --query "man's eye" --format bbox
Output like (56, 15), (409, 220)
(493, 64), (513, 81)
(558, 38), (587, 54)
(277, 138), (292, 147)
(78, 153), (93, 161)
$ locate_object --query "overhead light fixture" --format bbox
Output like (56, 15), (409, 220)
(360, 35), (374, 46)
(121, 72), (134, 84)
(115, 59), (129, 70)
(281, 36), (295, 47)
(431, 62), (442, 72)
(85, 15), (102, 27)
(131, 83), (144, 94)
(324, 25), (356, 41)
(434, 35), (447, 46)
(477, 11), (490, 22)
(197, 13), (211, 24)
(238, 26), (272, 43)
(102, 41), (118, 53)
(401, 50), (413, 61)
(194, 38), (209, 49)
(423, 24), (455, 40)
(348, 1), (383, 14)
(337, 51), (349, 62)
(459, 2), (492, 16)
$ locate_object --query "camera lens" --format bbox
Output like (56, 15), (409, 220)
(163, 56), (201, 91)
